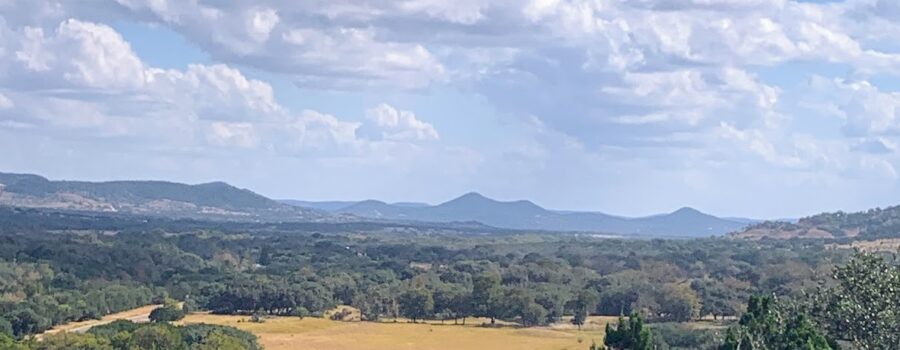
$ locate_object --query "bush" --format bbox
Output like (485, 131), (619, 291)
(149, 305), (186, 323)
(649, 323), (722, 349)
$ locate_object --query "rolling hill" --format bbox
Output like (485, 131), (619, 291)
(733, 205), (900, 240)
(288, 192), (749, 237)
(0, 172), (324, 221)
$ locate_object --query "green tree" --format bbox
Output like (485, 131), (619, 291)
(720, 296), (831, 350)
(190, 329), (247, 350)
(31, 333), (113, 350)
(808, 251), (900, 349)
(149, 304), (186, 323)
(8, 308), (49, 338)
(534, 285), (568, 323)
(472, 272), (502, 325)
(398, 288), (434, 323)
(127, 324), (187, 350)
(603, 313), (652, 350)
(573, 288), (600, 330)
(659, 283), (701, 322)
(520, 301), (548, 327)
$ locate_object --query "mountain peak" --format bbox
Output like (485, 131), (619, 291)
(458, 192), (488, 200)
(197, 181), (233, 188)
(671, 207), (704, 216)
(356, 199), (389, 206)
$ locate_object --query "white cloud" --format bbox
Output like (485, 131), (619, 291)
(207, 122), (259, 149)
(363, 103), (439, 141)
(807, 76), (900, 137)
(0, 93), (12, 109)
(0, 17), (442, 161)
(248, 7), (278, 42)
(9, 19), (145, 90)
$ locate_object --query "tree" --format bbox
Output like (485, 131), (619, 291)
(31, 333), (114, 350)
(432, 284), (465, 324)
(127, 324), (187, 350)
(449, 290), (474, 325)
(573, 288), (600, 330)
(398, 288), (434, 323)
(472, 272), (502, 325)
(8, 308), (49, 338)
(149, 304), (186, 323)
(719, 295), (831, 350)
(190, 329), (249, 350)
(501, 287), (548, 327)
(808, 251), (900, 349)
(520, 302), (548, 327)
(180, 324), (260, 350)
(658, 283), (700, 322)
(692, 278), (740, 320)
(534, 285), (568, 324)
(603, 313), (652, 350)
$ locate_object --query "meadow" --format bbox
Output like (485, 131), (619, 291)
(179, 313), (618, 350)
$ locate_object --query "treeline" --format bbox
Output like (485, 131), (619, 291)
(718, 251), (900, 349)
(591, 250), (900, 350)
(0, 261), (159, 338)
(0, 214), (847, 340)
(0, 320), (259, 350)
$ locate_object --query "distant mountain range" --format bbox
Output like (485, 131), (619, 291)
(282, 192), (752, 237)
(0, 171), (758, 236)
(281, 200), (429, 212)
(0, 172), (324, 221)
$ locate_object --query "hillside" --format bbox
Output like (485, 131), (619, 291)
(0, 172), (324, 221)
(732, 206), (900, 239)
(292, 192), (747, 237)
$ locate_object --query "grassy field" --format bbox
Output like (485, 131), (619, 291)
(180, 314), (617, 350)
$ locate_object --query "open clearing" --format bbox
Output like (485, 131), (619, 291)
(180, 314), (617, 350)
(828, 238), (900, 252)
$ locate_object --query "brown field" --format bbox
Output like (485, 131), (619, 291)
(828, 238), (900, 252)
(180, 313), (617, 350)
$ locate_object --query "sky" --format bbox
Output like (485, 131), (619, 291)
(1, 0), (900, 218)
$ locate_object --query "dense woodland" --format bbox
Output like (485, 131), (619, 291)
(0, 207), (863, 349)
(0, 210), (900, 349)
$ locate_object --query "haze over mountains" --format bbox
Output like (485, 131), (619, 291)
(284, 192), (752, 237)
(0, 171), (754, 236)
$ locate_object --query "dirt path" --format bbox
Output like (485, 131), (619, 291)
(38, 304), (161, 339)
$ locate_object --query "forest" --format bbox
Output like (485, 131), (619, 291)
(0, 207), (896, 349)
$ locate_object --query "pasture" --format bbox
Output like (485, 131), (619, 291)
(180, 314), (618, 350)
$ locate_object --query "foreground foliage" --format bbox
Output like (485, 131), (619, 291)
(0, 321), (258, 350)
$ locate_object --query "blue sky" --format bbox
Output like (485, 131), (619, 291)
(2, 0), (900, 218)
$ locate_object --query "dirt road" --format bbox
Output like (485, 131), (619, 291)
(37, 304), (161, 339)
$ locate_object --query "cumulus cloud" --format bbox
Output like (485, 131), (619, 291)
(0, 17), (441, 160)
(362, 104), (439, 141)
(10, 19), (146, 89)
(0, 93), (12, 109)
(808, 77), (900, 137)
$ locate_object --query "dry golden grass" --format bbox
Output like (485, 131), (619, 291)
(181, 314), (615, 350)
(829, 238), (900, 252)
